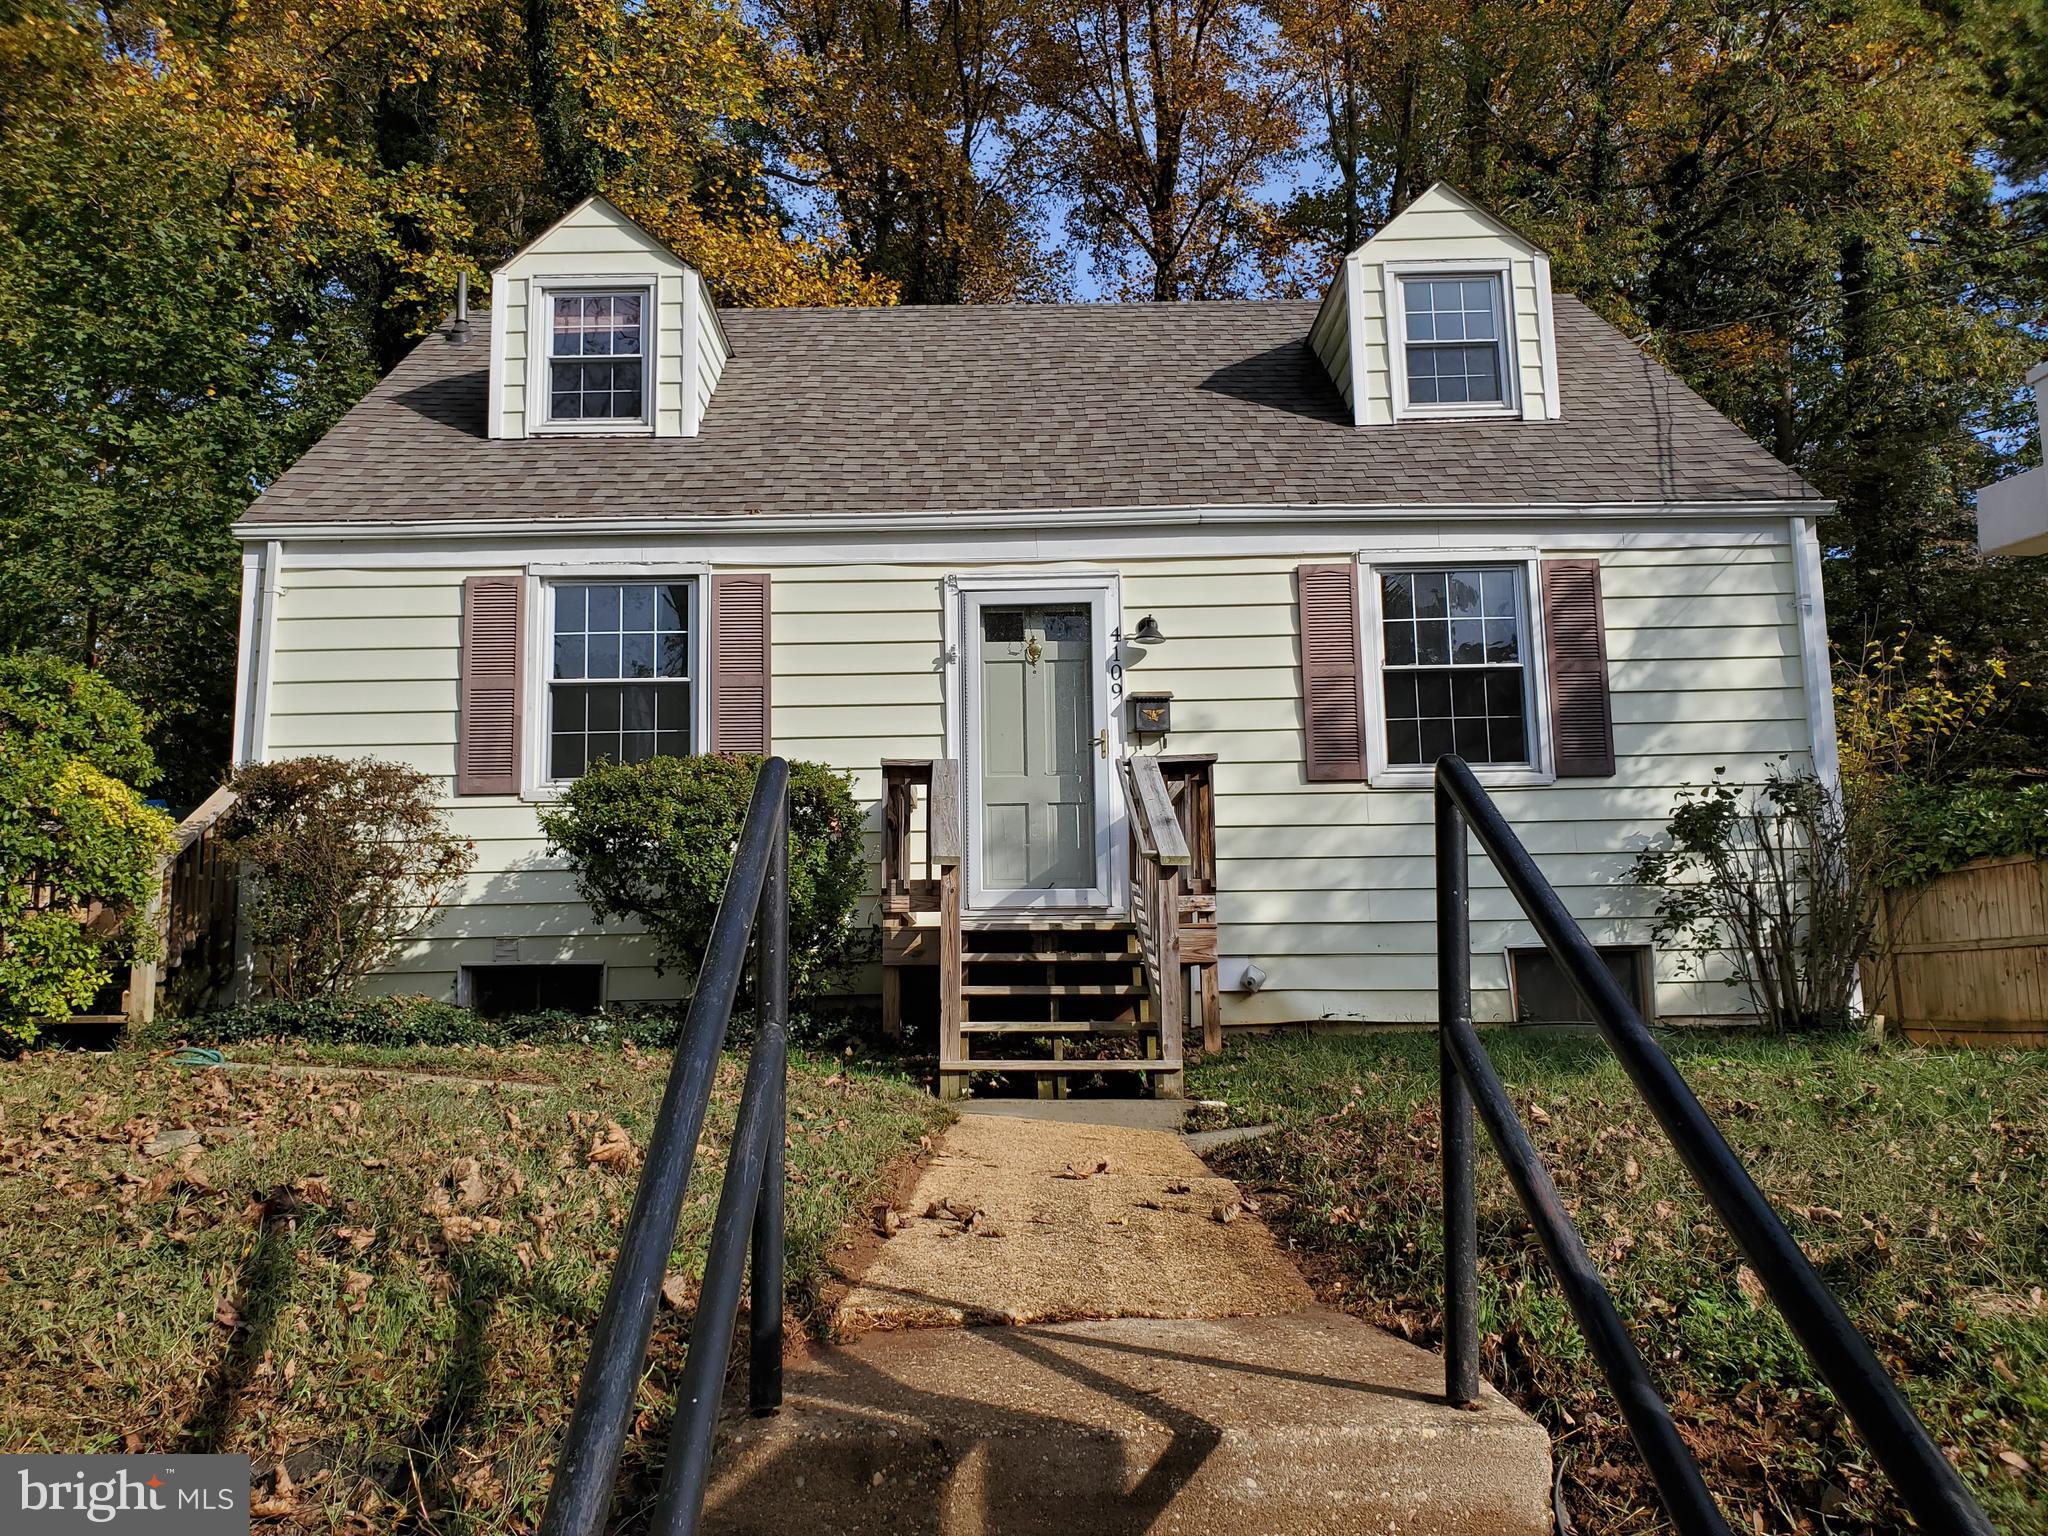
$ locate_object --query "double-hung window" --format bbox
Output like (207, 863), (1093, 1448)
(1398, 274), (1509, 410)
(548, 291), (647, 423)
(1377, 566), (1534, 769)
(548, 581), (695, 779)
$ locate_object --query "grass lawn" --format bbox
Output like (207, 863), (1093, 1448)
(0, 1038), (947, 1532)
(1189, 1029), (2048, 1536)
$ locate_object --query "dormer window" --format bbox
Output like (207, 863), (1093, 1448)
(1396, 272), (1511, 414)
(547, 290), (648, 424)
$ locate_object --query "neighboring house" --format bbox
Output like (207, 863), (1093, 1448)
(231, 183), (1834, 1096)
(1977, 361), (2048, 556)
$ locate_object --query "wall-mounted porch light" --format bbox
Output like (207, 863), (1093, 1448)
(1132, 614), (1166, 644)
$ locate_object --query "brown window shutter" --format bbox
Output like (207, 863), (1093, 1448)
(710, 573), (772, 754)
(1296, 562), (1367, 782)
(458, 575), (524, 795)
(1541, 559), (1615, 777)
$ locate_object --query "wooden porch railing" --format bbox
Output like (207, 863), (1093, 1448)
(879, 759), (960, 1044)
(1157, 754), (1220, 1049)
(1120, 755), (1188, 1078)
(125, 786), (240, 1024)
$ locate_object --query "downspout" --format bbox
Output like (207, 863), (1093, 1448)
(232, 538), (284, 1003)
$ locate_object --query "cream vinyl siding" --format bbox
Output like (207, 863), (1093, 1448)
(261, 528), (1808, 1024)
(266, 567), (678, 1001)
(1309, 281), (1353, 414)
(488, 198), (702, 440)
(693, 270), (731, 428)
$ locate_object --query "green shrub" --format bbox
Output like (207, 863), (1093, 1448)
(161, 995), (882, 1051)
(223, 756), (476, 1000)
(0, 661), (174, 1046)
(162, 994), (686, 1048)
(0, 654), (158, 789)
(538, 754), (871, 1000)
(1880, 779), (2048, 885)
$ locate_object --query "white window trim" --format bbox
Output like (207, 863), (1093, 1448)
(526, 276), (656, 435)
(520, 563), (713, 801)
(1383, 258), (1521, 422)
(1356, 547), (1554, 789)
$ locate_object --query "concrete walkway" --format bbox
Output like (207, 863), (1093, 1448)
(705, 1107), (1553, 1535)
(832, 1114), (1312, 1331)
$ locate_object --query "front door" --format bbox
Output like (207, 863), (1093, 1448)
(969, 600), (1112, 908)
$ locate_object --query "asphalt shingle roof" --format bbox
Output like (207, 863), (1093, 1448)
(241, 297), (1818, 526)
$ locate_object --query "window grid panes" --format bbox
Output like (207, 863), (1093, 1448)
(1402, 276), (1505, 406)
(549, 582), (692, 779)
(1380, 567), (1530, 767)
(550, 292), (645, 421)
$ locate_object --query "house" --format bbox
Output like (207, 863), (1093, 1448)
(230, 183), (1834, 1097)
(1977, 361), (2048, 556)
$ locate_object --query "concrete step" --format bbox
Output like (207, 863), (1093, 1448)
(704, 1309), (1553, 1536)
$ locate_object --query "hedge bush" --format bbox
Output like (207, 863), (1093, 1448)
(0, 659), (174, 1047)
(161, 994), (878, 1051)
(223, 756), (475, 1000)
(1880, 779), (2048, 885)
(162, 995), (681, 1048)
(537, 754), (870, 999)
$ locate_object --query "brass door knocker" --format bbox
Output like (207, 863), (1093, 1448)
(1024, 637), (1043, 666)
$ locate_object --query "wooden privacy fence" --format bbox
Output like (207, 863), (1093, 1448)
(1865, 853), (2048, 1048)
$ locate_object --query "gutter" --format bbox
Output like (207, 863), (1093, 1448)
(234, 498), (1833, 544)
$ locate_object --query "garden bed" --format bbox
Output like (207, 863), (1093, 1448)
(1188, 1029), (2048, 1535)
(0, 1035), (946, 1531)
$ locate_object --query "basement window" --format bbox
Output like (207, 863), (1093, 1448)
(1509, 946), (1653, 1025)
(462, 964), (604, 1017)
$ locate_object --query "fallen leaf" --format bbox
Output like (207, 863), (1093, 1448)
(1056, 1160), (1111, 1180)
(1736, 1265), (1767, 1311)
(587, 1123), (636, 1170)
(1998, 1450), (2034, 1475)
(660, 1273), (691, 1311)
(1212, 1201), (1240, 1225)
(1526, 1103), (1552, 1127)
(1165, 1181), (1190, 1195)
(874, 1206), (901, 1238)
(213, 1297), (240, 1329)
(446, 1157), (487, 1207)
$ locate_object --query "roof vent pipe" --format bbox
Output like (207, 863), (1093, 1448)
(451, 271), (470, 343)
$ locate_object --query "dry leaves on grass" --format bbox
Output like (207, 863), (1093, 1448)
(587, 1122), (637, 1171)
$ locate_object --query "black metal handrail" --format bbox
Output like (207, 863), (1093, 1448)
(1433, 755), (1995, 1536)
(540, 757), (791, 1536)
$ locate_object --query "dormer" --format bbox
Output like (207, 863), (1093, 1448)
(487, 195), (730, 440)
(1311, 183), (1562, 427)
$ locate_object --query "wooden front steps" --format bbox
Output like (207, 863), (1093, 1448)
(880, 756), (1219, 1103)
(942, 921), (1180, 1101)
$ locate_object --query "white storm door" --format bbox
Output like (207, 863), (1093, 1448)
(963, 584), (1116, 910)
